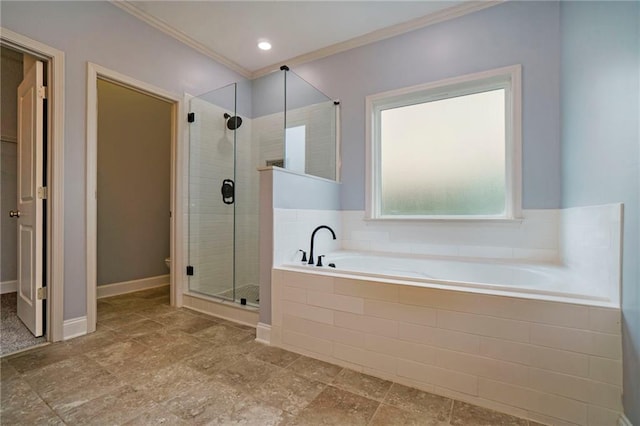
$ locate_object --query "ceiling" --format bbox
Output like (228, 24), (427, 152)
(116, 1), (492, 79)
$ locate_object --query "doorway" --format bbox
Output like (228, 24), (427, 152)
(95, 79), (172, 310)
(0, 45), (48, 355)
(0, 29), (65, 349)
(86, 64), (184, 333)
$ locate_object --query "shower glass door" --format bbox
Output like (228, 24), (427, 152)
(187, 84), (237, 301)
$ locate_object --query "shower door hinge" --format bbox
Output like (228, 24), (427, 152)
(186, 266), (194, 276)
(37, 287), (47, 300)
(187, 112), (195, 123)
(37, 186), (48, 199)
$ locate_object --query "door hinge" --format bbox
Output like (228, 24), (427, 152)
(186, 265), (194, 276)
(37, 187), (48, 199)
(37, 287), (47, 300)
(187, 112), (195, 123)
(38, 86), (48, 99)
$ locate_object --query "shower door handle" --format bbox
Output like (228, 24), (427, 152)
(221, 179), (234, 205)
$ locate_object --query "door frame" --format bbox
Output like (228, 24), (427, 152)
(86, 63), (185, 333)
(0, 28), (65, 342)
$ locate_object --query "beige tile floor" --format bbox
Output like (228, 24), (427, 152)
(1, 287), (544, 425)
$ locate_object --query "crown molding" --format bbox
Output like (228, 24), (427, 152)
(111, 1), (252, 79)
(250, 1), (503, 79)
(112, 0), (501, 81)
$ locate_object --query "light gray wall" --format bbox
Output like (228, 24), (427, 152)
(560, 2), (640, 424)
(97, 79), (171, 286)
(0, 47), (22, 283)
(196, 79), (254, 120)
(286, 70), (332, 112)
(252, 71), (285, 118)
(294, 1), (562, 211)
(1, 1), (244, 319)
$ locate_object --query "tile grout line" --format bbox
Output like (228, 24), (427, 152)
(448, 398), (456, 424)
(366, 400), (384, 426)
(365, 379), (395, 425)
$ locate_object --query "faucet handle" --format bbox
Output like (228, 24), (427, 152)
(317, 255), (325, 267)
(298, 250), (307, 262)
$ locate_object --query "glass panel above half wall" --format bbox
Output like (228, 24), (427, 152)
(285, 70), (337, 181)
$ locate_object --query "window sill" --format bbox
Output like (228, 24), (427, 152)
(363, 215), (524, 225)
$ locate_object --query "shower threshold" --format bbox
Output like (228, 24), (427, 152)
(215, 284), (260, 307)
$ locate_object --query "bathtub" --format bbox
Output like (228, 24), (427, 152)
(271, 250), (623, 425)
(284, 250), (613, 307)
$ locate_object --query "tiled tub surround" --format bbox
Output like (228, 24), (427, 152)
(274, 203), (622, 306)
(274, 208), (562, 273)
(270, 269), (623, 426)
(340, 210), (561, 262)
(273, 208), (342, 267)
(560, 204), (623, 309)
(267, 203), (624, 425)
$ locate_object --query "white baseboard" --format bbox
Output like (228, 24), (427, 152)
(1, 280), (17, 294)
(97, 275), (169, 299)
(256, 322), (271, 345)
(618, 414), (633, 426)
(63, 316), (87, 340)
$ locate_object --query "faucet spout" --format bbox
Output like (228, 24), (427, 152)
(308, 225), (337, 265)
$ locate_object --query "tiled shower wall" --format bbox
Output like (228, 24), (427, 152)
(287, 101), (336, 181)
(234, 114), (260, 290)
(254, 101), (336, 180)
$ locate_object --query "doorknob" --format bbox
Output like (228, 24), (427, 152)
(9, 210), (21, 218)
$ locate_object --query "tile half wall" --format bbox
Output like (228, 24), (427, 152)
(270, 269), (623, 426)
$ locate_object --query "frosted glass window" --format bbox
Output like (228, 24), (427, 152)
(367, 66), (521, 220)
(380, 89), (506, 216)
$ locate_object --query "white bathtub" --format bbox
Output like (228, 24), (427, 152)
(285, 251), (613, 307)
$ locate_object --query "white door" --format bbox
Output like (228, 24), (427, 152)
(15, 60), (45, 337)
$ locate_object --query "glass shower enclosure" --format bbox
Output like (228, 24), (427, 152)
(187, 82), (260, 306)
(186, 68), (337, 308)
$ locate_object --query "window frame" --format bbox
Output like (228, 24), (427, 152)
(365, 65), (522, 221)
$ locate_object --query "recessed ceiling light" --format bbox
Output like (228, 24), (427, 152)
(258, 41), (272, 51)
